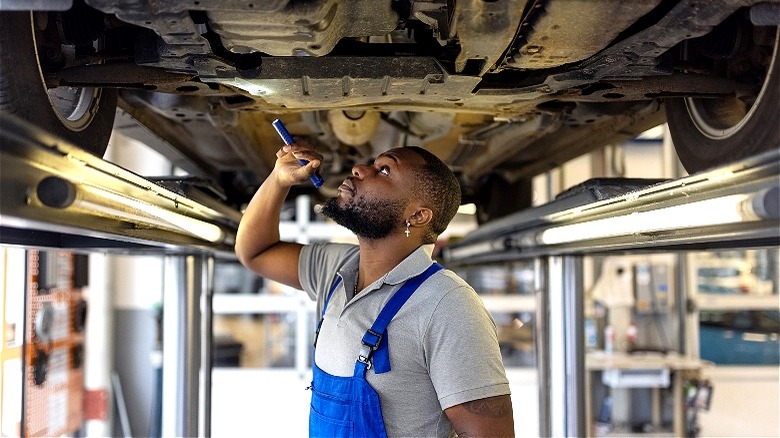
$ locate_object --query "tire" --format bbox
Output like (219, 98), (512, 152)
(475, 175), (534, 224)
(0, 11), (116, 156)
(666, 26), (779, 174)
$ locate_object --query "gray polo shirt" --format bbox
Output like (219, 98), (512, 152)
(299, 242), (511, 438)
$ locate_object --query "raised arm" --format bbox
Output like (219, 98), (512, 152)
(234, 141), (322, 289)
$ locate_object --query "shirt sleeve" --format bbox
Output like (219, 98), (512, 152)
(298, 242), (358, 301)
(424, 274), (511, 410)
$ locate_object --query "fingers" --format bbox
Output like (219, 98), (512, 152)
(277, 143), (323, 166)
(273, 142), (323, 187)
(291, 151), (322, 168)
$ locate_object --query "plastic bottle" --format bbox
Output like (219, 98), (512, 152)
(584, 319), (598, 349)
(626, 321), (637, 352)
(604, 324), (615, 353)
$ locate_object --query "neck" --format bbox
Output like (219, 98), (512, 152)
(355, 236), (424, 289)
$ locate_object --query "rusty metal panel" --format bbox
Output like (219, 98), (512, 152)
(508, 0), (662, 70)
(208, 0), (399, 56)
(452, 0), (529, 74)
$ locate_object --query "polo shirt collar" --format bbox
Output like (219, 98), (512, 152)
(383, 244), (436, 285)
(335, 244), (436, 291)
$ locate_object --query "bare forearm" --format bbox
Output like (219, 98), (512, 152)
(235, 142), (320, 287)
(446, 395), (514, 437)
(235, 172), (288, 268)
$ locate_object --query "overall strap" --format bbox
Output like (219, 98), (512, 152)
(356, 263), (443, 375)
(314, 275), (342, 349)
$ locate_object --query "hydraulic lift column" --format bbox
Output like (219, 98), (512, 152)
(162, 254), (215, 437)
(542, 256), (586, 437)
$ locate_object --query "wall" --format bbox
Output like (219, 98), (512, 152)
(698, 366), (779, 437)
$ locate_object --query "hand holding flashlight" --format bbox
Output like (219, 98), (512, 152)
(272, 118), (324, 188)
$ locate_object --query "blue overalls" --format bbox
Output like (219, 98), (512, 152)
(309, 263), (443, 438)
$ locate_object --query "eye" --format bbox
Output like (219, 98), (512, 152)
(379, 165), (390, 175)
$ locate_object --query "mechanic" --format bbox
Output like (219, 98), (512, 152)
(235, 140), (514, 437)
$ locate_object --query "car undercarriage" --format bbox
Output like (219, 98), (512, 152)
(1, 0), (778, 222)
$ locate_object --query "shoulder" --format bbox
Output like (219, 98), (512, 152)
(412, 268), (491, 323)
(427, 268), (484, 307)
(300, 242), (358, 271)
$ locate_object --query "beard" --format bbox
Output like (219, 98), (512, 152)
(320, 194), (406, 239)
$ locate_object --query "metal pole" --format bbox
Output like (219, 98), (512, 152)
(162, 257), (178, 437)
(183, 255), (204, 437)
(676, 254), (688, 355)
(562, 255), (586, 436)
(547, 255), (586, 437)
(547, 256), (565, 437)
(201, 255), (215, 437)
(534, 257), (551, 437)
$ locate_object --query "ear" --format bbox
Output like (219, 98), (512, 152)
(408, 207), (433, 228)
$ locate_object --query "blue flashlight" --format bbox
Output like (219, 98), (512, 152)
(272, 118), (324, 188)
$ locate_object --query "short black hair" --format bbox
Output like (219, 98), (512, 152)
(404, 146), (461, 243)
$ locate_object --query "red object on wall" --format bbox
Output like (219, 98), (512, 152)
(83, 389), (108, 421)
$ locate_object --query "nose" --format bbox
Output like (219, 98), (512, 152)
(352, 163), (370, 179)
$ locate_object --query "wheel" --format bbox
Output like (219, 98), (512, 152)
(475, 175), (533, 224)
(666, 23), (779, 174)
(0, 11), (116, 156)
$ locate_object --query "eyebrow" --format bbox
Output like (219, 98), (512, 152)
(376, 152), (400, 163)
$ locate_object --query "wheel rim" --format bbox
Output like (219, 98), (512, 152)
(684, 28), (779, 140)
(47, 85), (102, 130)
(30, 12), (103, 132)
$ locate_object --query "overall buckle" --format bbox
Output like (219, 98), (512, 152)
(357, 329), (383, 369)
(357, 345), (373, 370)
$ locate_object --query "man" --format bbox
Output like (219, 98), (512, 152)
(235, 140), (514, 437)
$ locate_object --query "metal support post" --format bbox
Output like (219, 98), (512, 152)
(162, 254), (209, 437)
(201, 255), (215, 437)
(546, 255), (586, 437)
(676, 254), (689, 355)
(183, 255), (203, 437)
(534, 257), (551, 437)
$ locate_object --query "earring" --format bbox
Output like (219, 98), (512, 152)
(405, 220), (411, 237)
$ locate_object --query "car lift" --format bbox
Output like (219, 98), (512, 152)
(443, 147), (779, 436)
(0, 112), (239, 437)
(2, 111), (778, 436)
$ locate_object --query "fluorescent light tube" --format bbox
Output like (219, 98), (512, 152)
(539, 194), (751, 245)
(79, 185), (225, 243)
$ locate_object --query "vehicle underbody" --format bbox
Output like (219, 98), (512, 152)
(1, 0), (778, 221)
